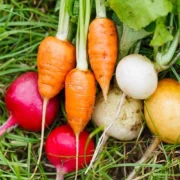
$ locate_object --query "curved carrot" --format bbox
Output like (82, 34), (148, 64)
(37, 36), (75, 99)
(88, 0), (118, 100)
(65, 0), (96, 179)
(30, 1), (75, 178)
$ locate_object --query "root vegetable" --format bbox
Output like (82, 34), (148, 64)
(33, 0), (76, 177)
(85, 85), (143, 173)
(65, 0), (96, 179)
(45, 125), (95, 180)
(88, 0), (118, 100)
(93, 86), (143, 140)
(116, 54), (158, 100)
(145, 78), (180, 144)
(127, 78), (180, 179)
(0, 72), (59, 136)
(115, 30), (180, 100)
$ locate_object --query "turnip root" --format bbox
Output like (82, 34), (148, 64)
(115, 29), (180, 100)
(93, 86), (143, 140)
(116, 54), (158, 100)
(45, 124), (95, 180)
(0, 72), (59, 136)
(85, 85), (143, 173)
(127, 78), (180, 179)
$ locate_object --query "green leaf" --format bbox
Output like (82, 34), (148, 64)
(109, 0), (173, 30)
(120, 24), (152, 58)
(169, 0), (180, 13)
(150, 17), (173, 47)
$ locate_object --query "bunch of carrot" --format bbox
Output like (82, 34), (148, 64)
(31, 0), (118, 178)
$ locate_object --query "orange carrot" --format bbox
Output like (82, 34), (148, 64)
(88, 0), (118, 100)
(38, 36), (75, 99)
(66, 69), (96, 134)
(30, 1), (75, 178)
(65, 0), (96, 179)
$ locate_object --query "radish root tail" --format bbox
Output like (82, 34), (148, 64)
(30, 98), (48, 179)
(85, 93), (126, 174)
(75, 134), (79, 180)
(0, 116), (17, 136)
(56, 166), (65, 180)
(126, 137), (161, 180)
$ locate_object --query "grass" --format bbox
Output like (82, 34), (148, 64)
(0, 0), (180, 180)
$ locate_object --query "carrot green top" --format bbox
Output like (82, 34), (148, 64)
(76, 0), (92, 70)
(56, 0), (70, 41)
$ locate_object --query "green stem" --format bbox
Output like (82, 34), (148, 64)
(76, 0), (91, 70)
(56, 0), (70, 41)
(96, 0), (106, 18)
(155, 30), (180, 70)
(164, 14), (174, 51)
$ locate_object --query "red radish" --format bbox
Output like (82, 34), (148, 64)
(45, 124), (95, 180)
(0, 72), (59, 136)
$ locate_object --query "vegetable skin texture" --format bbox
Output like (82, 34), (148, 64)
(92, 85), (143, 140)
(144, 78), (180, 144)
(45, 125), (95, 179)
(88, 18), (118, 100)
(0, 72), (59, 136)
(37, 36), (76, 99)
(116, 54), (158, 99)
(65, 69), (96, 134)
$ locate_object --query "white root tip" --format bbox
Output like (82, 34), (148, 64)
(30, 98), (49, 179)
(74, 134), (79, 180)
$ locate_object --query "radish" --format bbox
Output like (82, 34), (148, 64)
(45, 124), (95, 180)
(0, 72), (59, 136)
(127, 78), (180, 179)
(85, 84), (143, 174)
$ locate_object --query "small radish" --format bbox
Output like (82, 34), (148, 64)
(45, 124), (95, 180)
(0, 72), (59, 136)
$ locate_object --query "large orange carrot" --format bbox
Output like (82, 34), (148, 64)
(30, 0), (76, 178)
(88, 0), (118, 100)
(65, 0), (96, 179)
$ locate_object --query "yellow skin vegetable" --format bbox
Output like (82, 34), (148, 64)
(144, 78), (180, 144)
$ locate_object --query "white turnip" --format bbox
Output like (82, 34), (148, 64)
(85, 85), (143, 173)
(115, 54), (158, 100)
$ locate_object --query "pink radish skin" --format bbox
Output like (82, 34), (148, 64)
(0, 72), (59, 136)
(45, 125), (95, 179)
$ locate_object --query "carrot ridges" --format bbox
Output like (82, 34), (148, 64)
(37, 36), (76, 99)
(65, 68), (96, 134)
(88, 18), (118, 100)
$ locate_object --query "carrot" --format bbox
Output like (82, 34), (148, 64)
(65, 0), (96, 179)
(30, 0), (76, 178)
(37, 36), (75, 99)
(66, 69), (96, 134)
(88, 0), (118, 100)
